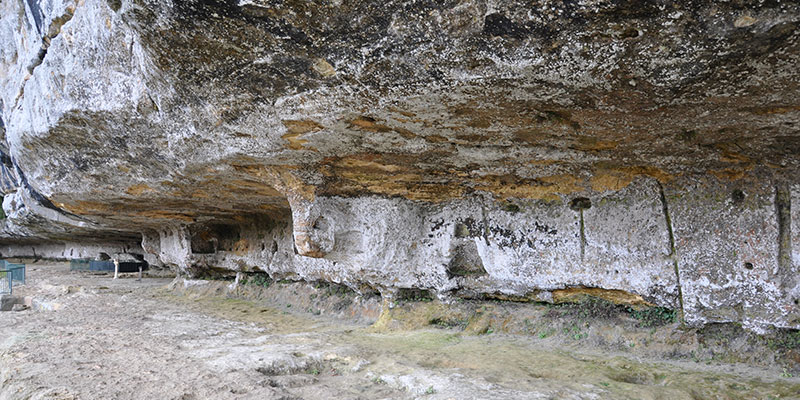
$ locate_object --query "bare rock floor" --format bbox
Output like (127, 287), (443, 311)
(1, 262), (799, 400)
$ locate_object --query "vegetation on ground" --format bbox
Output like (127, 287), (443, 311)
(242, 273), (272, 288)
(546, 296), (677, 328)
(764, 329), (800, 350)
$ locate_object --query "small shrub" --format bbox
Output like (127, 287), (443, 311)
(313, 281), (354, 297)
(430, 317), (468, 329)
(397, 288), (434, 303)
(247, 273), (272, 288)
(765, 329), (800, 350)
(538, 328), (555, 339)
(549, 297), (624, 320)
(563, 323), (587, 340)
(628, 307), (677, 328)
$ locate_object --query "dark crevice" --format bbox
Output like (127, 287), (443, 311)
(579, 209), (586, 261)
(0, 108), (5, 137)
(775, 183), (792, 286)
(0, 150), (12, 167)
(658, 187), (677, 257)
(24, 0), (45, 34)
(15, 165), (60, 212)
(11, 161), (94, 225)
(27, 45), (48, 76)
(658, 183), (684, 318)
(732, 189), (746, 205)
(189, 223), (241, 254)
(483, 13), (528, 39)
(446, 239), (487, 278)
(480, 200), (490, 246)
(14, 4), (75, 110)
(569, 198), (591, 262)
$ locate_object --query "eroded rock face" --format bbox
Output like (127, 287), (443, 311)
(1, 0), (799, 331)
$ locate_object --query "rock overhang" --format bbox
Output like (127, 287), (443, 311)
(0, 0), (799, 331)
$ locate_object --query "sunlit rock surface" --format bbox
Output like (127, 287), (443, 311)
(1, 0), (799, 331)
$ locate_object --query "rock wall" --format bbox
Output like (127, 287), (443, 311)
(0, 240), (143, 261)
(117, 174), (798, 332)
(1, 0), (799, 331)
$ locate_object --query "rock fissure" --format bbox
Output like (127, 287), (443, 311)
(13, 2), (77, 111)
(776, 182), (793, 285)
(658, 182), (683, 317)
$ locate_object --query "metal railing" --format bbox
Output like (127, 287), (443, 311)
(0, 272), (9, 295)
(0, 260), (25, 295)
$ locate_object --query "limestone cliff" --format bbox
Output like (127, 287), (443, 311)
(1, 0), (799, 332)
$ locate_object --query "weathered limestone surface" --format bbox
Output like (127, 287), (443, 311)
(1, 0), (799, 331)
(668, 175), (797, 331)
(0, 240), (142, 261)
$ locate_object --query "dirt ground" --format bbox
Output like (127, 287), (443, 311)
(1, 262), (799, 400)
